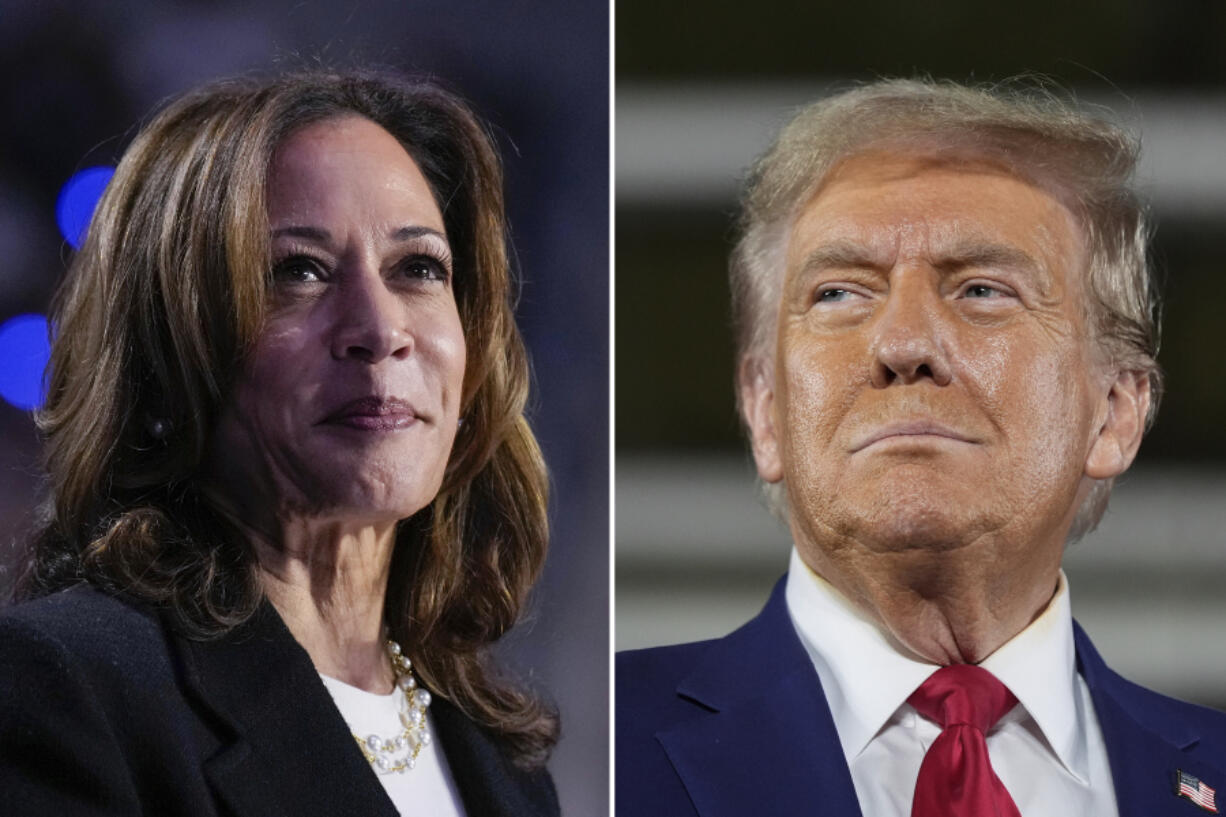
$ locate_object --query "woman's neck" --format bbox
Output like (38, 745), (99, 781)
(253, 518), (399, 693)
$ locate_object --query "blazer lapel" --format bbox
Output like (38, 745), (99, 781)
(433, 699), (560, 817)
(1076, 622), (1226, 817)
(171, 602), (398, 817)
(657, 580), (862, 817)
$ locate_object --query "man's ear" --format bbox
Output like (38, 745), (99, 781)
(739, 355), (784, 483)
(1085, 369), (1151, 480)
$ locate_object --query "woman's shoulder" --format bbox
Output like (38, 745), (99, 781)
(5, 580), (151, 619)
(0, 586), (225, 813)
(0, 583), (173, 680)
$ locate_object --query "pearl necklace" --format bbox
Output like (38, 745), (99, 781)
(350, 638), (432, 775)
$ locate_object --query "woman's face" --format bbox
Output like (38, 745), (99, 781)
(209, 115), (466, 529)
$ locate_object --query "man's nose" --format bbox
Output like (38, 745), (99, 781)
(868, 270), (953, 388)
(329, 268), (413, 363)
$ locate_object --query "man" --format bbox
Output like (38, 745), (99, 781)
(616, 79), (1226, 817)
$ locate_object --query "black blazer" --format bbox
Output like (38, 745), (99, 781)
(0, 584), (558, 817)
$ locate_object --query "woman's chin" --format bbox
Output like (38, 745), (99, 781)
(287, 487), (438, 528)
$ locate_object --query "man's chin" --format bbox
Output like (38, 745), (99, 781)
(855, 519), (981, 554)
(814, 494), (999, 555)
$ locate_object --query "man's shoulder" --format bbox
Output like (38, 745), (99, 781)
(1076, 622), (1226, 773)
(617, 578), (800, 712)
(1092, 655), (1226, 748)
(617, 637), (736, 738)
(615, 589), (848, 817)
(615, 638), (725, 817)
(617, 638), (721, 716)
(618, 638), (719, 685)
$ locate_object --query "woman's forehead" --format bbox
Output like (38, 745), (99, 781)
(267, 116), (445, 237)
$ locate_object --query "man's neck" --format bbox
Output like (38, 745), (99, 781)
(796, 536), (1062, 665)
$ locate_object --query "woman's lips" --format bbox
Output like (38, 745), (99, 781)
(330, 413), (419, 431)
(321, 397), (421, 431)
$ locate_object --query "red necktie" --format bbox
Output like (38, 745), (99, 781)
(908, 665), (1022, 817)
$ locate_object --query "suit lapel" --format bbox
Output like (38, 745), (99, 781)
(657, 580), (862, 817)
(1075, 622), (1226, 817)
(656, 586), (1226, 817)
(171, 602), (398, 817)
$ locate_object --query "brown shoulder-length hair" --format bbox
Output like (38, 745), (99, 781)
(21, 69), (556, 768)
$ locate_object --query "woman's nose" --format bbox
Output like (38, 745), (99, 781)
(329, 269), (413, 363)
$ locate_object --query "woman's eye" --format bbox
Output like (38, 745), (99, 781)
(272, 256), (324, 283)
(401, 255), (450, 282)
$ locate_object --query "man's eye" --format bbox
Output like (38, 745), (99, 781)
(816, 288), (857, 303)
(964, 283), (1005, 298)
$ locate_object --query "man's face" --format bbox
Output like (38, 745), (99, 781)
(744, 151), (1143, 572)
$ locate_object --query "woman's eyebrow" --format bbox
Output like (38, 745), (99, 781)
(390, 225), (448, 243)
(270, 225), (450, 252)
(271, 225), (331, 242)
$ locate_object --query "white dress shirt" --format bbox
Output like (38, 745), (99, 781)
(320, 673), (466, 817)
(784, 548), (1119, 817)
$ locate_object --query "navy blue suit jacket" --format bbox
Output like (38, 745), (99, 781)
(617, 578), (1226, 817)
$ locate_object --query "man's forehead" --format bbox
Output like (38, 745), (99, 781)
(784, 151), (1086, 281)
(793, 233), (1049, 282)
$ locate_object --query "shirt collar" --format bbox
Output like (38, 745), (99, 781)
(980, 568), (1088, 784)
(784, 548), (1088, 783)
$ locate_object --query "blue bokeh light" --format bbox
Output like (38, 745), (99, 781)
(0, 314), (52, 411)
(55, 166), (115, 249)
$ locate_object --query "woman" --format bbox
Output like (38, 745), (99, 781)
(0, 70), (558, 817)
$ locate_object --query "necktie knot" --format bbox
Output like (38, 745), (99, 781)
(908, 664), (1017, 733)
(907, 664), (1022, 817)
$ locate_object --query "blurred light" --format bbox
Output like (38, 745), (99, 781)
(0, 314), (52, 411)
(55, 166), (114, 249)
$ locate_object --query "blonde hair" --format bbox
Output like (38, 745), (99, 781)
(25, 70), (556, 767)
(731, 78), (1162, 539)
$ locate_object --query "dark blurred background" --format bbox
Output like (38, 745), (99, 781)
(0, 1), (608, 812)
(616, 0), (1226, 710)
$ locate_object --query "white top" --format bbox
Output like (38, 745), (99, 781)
(319, 674), (466, 817)
(784, 548), (1119, 817)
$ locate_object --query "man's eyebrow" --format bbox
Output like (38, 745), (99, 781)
(934, 241), (1043, 277)
(797, 240), (885, 274)
(797, 239), (1046, 280)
